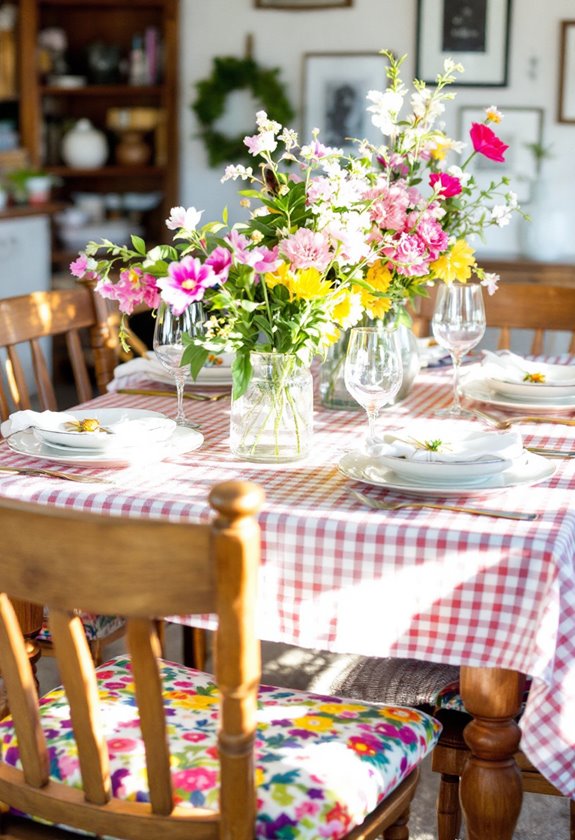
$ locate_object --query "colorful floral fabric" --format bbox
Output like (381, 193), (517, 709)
(36, 608), (125, 643)
(0, 656), (441, 839)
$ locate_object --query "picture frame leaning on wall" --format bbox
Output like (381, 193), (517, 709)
(558, 20), (575, 123)
(416, 0), (512, 87)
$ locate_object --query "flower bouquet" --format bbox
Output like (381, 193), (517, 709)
(72, 51), (523, 461)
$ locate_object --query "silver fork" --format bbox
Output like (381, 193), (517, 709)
(0, 465), (110, 483)
(350, 489), (537, 521)
(469, 407), (575, 430)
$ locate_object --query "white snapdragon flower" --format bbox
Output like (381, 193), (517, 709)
(255, 110), (281, 134)
(410, 87), (445, 121)
(366, 89), (404, 135)
(491, 204), (513, 226)
(481, 273), (500, 294)
(221, 164), (254, 183)
(447, 165), (472, 186)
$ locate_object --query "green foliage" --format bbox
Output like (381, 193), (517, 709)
(192, 56), (294, 168)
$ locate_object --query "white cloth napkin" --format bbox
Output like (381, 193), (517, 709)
(1, 409), (176, 445)
(368, 424), (523, 464)
(108, 351), (233, 391)
(1, 410), (77, 438)
(482, 350), (575, 385)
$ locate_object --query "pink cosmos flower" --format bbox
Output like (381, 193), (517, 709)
(205, 246), (232, 284)
(481, 272), (500, 295)
(280, 228), (332, 272)
(429, 171), (462, 198)
(246, 244), (281, 274)
(157, 256), (216, 314)
(469, 123), (509, 163)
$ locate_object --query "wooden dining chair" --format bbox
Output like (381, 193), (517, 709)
(0, 481), (442, 840)
(411, 281), (575, 353)
(0, 281), (118, 418)
(0, 281), (123, 667)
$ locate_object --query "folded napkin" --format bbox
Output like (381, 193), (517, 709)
(1, 409), (176, 446)
(368, 424), (523, 464)
(482, 350), (575, 385)
(1, 410), (77, 438)
(416, 337), (451, 368)
(108, 351), (233, 391)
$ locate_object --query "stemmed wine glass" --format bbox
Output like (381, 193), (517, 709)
(431, 282), (486, 416)
(344, 326), (403, 443)
(153, 301), (205, 427)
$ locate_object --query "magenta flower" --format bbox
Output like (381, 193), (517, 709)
(429, 171), (462, 198)
(280, 228), (331, 272)
(205, 246), (232, 284)
(469, 122), (509, 162)
(157, 256), (215, 314)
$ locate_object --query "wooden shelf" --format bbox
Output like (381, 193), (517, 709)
(46, 165), (165, 177)
(42, 85), (164, 97)
(0, 201), (67, 220)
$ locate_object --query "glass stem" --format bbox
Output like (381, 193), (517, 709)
(174, 374), (187, 425)
(367, 409), (379, 442)
(451, 353), (463, 412)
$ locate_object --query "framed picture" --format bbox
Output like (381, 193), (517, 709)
(302, 52), (388, 149)
(458, 106), (544, 204)
(558, 20), (575, 123)
(255, 0), (352, 8)
(416, 0), (512, 87)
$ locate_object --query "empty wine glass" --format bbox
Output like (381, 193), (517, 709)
(153, 301), (205, 427)
(344, 327), (403, 443)
(432, 282), (486, 416)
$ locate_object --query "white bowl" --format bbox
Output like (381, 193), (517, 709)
(33, 409), (175, 451)
(486, 376), (575, 400)
(375, 452), (516, 485)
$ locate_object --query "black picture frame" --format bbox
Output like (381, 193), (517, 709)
(416, 0), (512, 87)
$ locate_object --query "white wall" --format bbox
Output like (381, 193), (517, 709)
(178, 0), (575, 258)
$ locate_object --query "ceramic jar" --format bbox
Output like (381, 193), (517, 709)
(61, 119), (108, 168)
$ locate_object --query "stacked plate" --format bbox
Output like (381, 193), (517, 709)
(7, 409), (203, 467)
(339, 421), (555, 497)
(462, 353), (575, 412)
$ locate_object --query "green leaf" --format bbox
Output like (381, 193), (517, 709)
(181, 344), (209, 380)
(131, 235), (147, 256)
(231, 353), (252, 400)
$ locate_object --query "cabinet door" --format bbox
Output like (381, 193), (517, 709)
(0, 215), (52, 390)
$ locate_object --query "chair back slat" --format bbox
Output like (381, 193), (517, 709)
(29, 337), (57, 411)
(48, 610), (111, 806)
(0, 594), (49, 788)
(5, 346), (32, 412)
(127, 618), (173, 816)
(0, 481), (264, 838)
(65, 328), (94, 404)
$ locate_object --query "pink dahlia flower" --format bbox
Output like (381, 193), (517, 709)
(280, 228), (331, 272)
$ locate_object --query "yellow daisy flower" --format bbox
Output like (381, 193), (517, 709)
(290, 267), (332, 300)
(357, 261), (394, 319)
(430, 239), (476, 283)
(332, 290), (364, 329)
(264, 261), (291, 291)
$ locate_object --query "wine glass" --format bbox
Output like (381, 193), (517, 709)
(432, 282), (486, 416)
(344, 327), (403, 443)
(153, 301), (205, 427)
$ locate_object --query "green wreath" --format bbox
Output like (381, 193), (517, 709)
(192, 56), (295, 168)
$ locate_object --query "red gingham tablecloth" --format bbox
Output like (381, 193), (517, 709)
(1, 363), (574, 799)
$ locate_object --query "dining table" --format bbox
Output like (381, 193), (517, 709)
(0, 356), (574, 840)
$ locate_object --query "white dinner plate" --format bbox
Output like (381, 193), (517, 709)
(338, 449), (555, 497)
(461, 379), (575, 413)
(374, 451), (516, 485)
(33, 409), (175, 451)
(7, 425), (203, 467)
(485, 377), (575, 401)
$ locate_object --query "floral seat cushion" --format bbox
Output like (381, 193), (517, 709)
(0, 655), (441, 839)
(36, 608), (125, 643)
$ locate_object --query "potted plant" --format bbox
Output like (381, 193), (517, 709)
(5, 167), (53, 205)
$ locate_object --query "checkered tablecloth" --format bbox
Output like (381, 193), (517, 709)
(1, 363), (574, 799)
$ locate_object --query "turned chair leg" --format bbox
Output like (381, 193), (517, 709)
(382, 805), (410, 840)
(182, 625), (207, 670)
(437, 773), (462, 840)
(570, 799), (575, 840)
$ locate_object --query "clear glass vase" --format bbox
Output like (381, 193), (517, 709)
(230, 352), (313, 462)
(320, 322), (421, 410)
